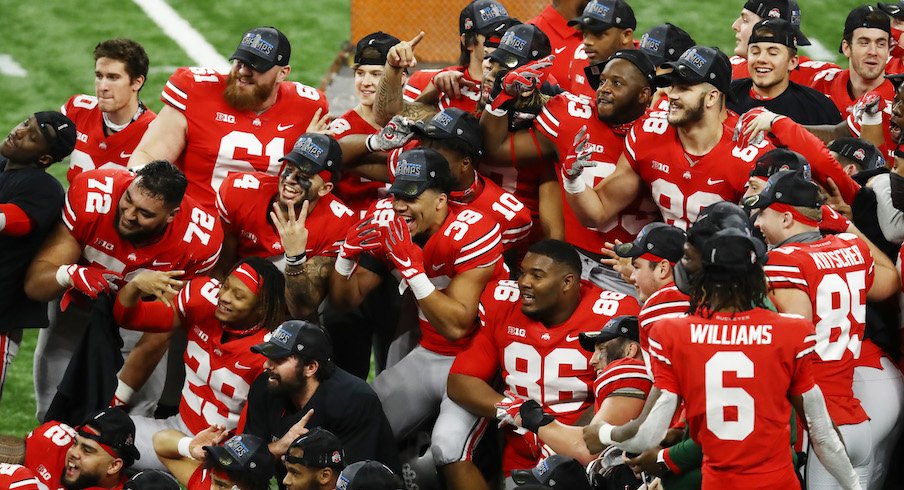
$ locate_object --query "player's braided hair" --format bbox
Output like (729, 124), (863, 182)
(134, 160), (187, 209)
(687, 263), (769, 317)
(94, 39), (150, 89)
(234, 256), (285, 331)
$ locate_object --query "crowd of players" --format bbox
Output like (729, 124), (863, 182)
(1, 0), (904, 488)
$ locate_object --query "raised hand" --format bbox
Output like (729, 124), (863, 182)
(433, 70), (479, 98)
(127, 270), (185, 307)
(490, 55), (555, 111)
(383, 216), (426, 280)
(387, 31), (425, 69)
(733, 107), (783, 148)
(850, 90), (886, 126)
(562, 125), (597, 180)
(306, 108), (332, 135)
(365, 115), (417, 152)
(271, 200), (310, 258)
(340, 217), (384, 261)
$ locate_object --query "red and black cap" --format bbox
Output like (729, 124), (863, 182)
(251, 320), (333, 361)
(639, 23), (696, 67)
(230, 26), (291, 72)
(828, 137), (885, 170)
(655, 46), (736, 102)
(511, 455), (592, 490)
(585, 49), (656, 90)
(33, 111), (77, 162)
(750, 148), (812, 180)
(578, 315), (640, 352)
(487, 24), (552, 69)
(124, 471), (180, 490)
(354, 32), (401, 66)
(568, 0), (637, 33)
(748, 18), (799, 49)
(743, 0), (811, 45)
(615, 222), (686, 264)
(841, 5), (891, 53)
(460, 0), (511, 38)
(700, 227), (767, 273)
(77, 408), (141, 463)
(336, 460), (403, 490)
(203, 434), (273, 481)
(878, 1), (904, 19)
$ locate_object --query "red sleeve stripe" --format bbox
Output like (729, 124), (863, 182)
(765, 275), (808, 287)
(597, 371), (653, 387)
(215, 192), (231, 224)
(162, 82), (187, 111)
(764, 264), (802, 273)
(62, 197), (76, 230)
(647, 338), (672, 365)
(625, 130), (637, 160)
(82, 245), (127, 273)
(193, 247), (222, 275)
(10, 477), (41, 489)
(177, 286), (190, 317)
(455, 227), (502, 266)
(501, 223), (532, 244)
(535, 108), (559, 138)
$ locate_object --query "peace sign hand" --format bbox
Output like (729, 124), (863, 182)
(271, 200), (310, 258)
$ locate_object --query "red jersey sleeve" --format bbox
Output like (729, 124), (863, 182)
(448, 210), (504, 274)
(534, 92), (593, 144)
(593, 358), (653, 402)
(0, 464), (43, 490)
(646, 321), (680, 394)
(787, 315), (818, 397)
(176, 198), (225, 279)
(403, 69), (441, 102)
(176, 277), (219, 321)
(24, 422), (76, 490)
(764, 247), (810, 293)
(62, 169), (129, 243)
(215, 172), (243, 227)
(160, 67), (195, 112)
(449, 280), (513, 379)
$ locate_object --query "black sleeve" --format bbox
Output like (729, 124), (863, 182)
(242, 374), (271, 440)
(330, 388), (399, 470)
(3, 171), (64, 229)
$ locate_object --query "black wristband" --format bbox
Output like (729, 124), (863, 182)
(519, 399), (554, 433)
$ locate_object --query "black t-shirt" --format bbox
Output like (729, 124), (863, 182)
(0, 159), (64, 331)
(244, 366), (400, 479)
(728, 79), (843, 126)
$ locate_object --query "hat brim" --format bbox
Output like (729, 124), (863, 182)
(578, 332), (602, 352)
(878, 2), (904, 19)
(230, 49), (275, 72)
(250, 341), (292, 359)
(654, 63), (737, 103)
(793, 27), (812, 46)
(742, 191), (774, 210)
(487, 48), (524, 69)
(204, 445), (244, 472)
(567, 17), (613, 33)
(614, 240), (644, 259)
(388, 178), (430, 199)
(510, 469), (541, 485)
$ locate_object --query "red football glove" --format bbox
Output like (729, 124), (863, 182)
(495, 390), (528, 430)
(733, 107), (784, 149)
(819, 204), (851, 234)
(59, 264), (121, 310)
(490, 55), (555, 111)
(339, 217), (384, 260)
(850, 90), (886, 126)
(383, 216), (426, 280)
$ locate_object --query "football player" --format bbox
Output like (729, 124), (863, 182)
(113, 258), (284, 470)
(61, 39), (155, 183)
(584, 228), (863, 490)
(128, 27), (329, 210)
(446, 239), (638, 488)
(215, 133), (356, 319)
(281, 428), (345, 490)
(566, 0), (638, 98)
(24, 160), (223, 420)
(154, 429), (272, 490)
(750, 170), (900, 488)
(0, 464), (44, 490)
(528, 0), (587, 92)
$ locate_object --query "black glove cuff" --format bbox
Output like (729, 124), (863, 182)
(520, 399), (554, 433)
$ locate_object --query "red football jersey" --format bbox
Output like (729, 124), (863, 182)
(60, 94), (156, 183)
(567, 51), (595, 99)
(625, 111), (767, 229)
(363, 199), (507, 354)
(638, 283), (690, 373)
(0, 463), (45, 490)
(535, 92), (660, 253)
(403, 69), (443, 103)
(25, 422), (77, 490)
(730, 55), (839, 85)
(435, 65), (482, 114)
(216, 172), (355, 267)
(186, 466), (214, 490)
(529, 5), (584, 93)
(764, 233), (873, 424)
(451, 279), (640, 473)
(160, 67), (329, 210)
(329, 109), (387, 217)
(62, 169), (223, 284)
(648, 309), (817, 489)
(450, 173), (533, 250)
(176, 277), (268, 433)
(593, 357), (653, 412)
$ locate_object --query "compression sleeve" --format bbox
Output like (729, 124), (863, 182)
(803, 385), (862, 490)
(602, 390), (679, 454)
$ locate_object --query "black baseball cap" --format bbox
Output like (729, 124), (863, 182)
(749, 18), (798, 49)
(579, 315), (640, 351)
(33, 111), (77, 162)
(511, 455), (592, 490)
(686, 201), (751, 250)
(584, 49), (656, 90)
(568, 0), (637, 33)
(411, 108), (484, 157)
(879, 1), (904, 19)
(251, 320), (333, 361)
(743, 0), (811, 45)
(484, 18), (523, 48)
(279, 133), (342, 177)
(828, 137), (886, 170)
(487, 24), (552, 69)
(841, 5), (891, 53)
(354, 32), (401, 66)
(744, 169), (823, 209)
(655, 46), (736, 102)
(123, 470), (180, 490)
(230, 26), (291, 72)
(285, 428), (346, 470)
(700, 227), (766, 273)
(77, 408), (141, 463)
(336, 460), (403, 490)
(388, 148), (454, 199)
(204, 434), (273, 481)
(615, 222), (686, 263)
(750, 148), (812, 180)
(639, 23), (697, 67)
(460, 0), (511, 39)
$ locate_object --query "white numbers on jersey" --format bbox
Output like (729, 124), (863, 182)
(189, 67), (219, 83)
(730, 138), (769, 163)
(293, 83), (321, 101)
(85, 176), (114, 214)
(813, 68), (842, 83)
(232, 174), (261, 190)
(642, 114), (669, 135)
(329, 118), (352, 136)
(503, 342), (589, 413)
(199, 281), (220, 306)
(493, 280), (520, 302)
(650, 178), (724, 230)
(42, 424), (76, 447)
(444, 209), (483, 241)
(183, 340), (252, 427)
(213, 131), (286, 194)
(814, 271), (866, 361)
(72, 95), (98, 110)
(0, 465), (17, 476)
(565, 93), (593, 119)
(490, 193), (524, 222)
(372, 199), (395, 226)
(705, 351), (755, 441)
(183, 208), (216, 245)
(329, 200), (354, 218)
(592, 290), (627, 316)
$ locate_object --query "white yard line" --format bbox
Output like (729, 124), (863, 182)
(131, 0), (231, 72)
(0, 54), (27, 77)
(801, 37), (836, 63)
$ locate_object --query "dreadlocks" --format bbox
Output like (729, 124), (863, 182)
(688, 265), (769, 318)
(234, 256), (285, 331)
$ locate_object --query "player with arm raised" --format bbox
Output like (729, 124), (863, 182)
(128, 27), (329, 210)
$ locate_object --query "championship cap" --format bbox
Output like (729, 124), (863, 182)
(579, 315), (640, 352)
(388, 148), (454, 199)
(615, 222), (686, 263)
(750, 148), (811, 180)
(123, 470), (180, 490)
(487, 24), (552, 69)
(484, 18), (523, 48)
(285, 428), (346, 470)
(584, 49), (656, 90)
(354, 32), (401, 66)
(686, 201), (750, 250)
(279, 133), (342, 177)
(567, 0), (637, 33)
(841, 5), (891, 53)
(744, 169), (823, 210)
(33, 111), (77, 162)
(639, 23), (697, 67)
(828, 137), (886, 170)
(748, 18), (798, 49)
(336, 460), (403, 490)
(700, 227), (767, 273)
(77, 408), (141, 463)
(878, 1), (904, 19)
(230, 26), (291, 72)
(460, 0), (512, 38)
(655, 46), (736, 102)
(742, 0), (811, 45)
(203, 434), (273, 481)
(251, 320), (333, 361)
(510, 455), (592, 490)
(411, 108), (484, 157)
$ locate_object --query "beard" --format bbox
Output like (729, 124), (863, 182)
(116, 210), (166, 244)
(62, 469), (101, 490)
(266, 368), (307, 398)
(667, 92), (706, 127)
(224, 72), (275, 111)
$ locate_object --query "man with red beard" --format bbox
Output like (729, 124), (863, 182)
(128, 27), (329, 210)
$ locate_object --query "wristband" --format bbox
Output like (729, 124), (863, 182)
(335, 256), (357, 277)
(597, 423), (616, 446)
(365, 135), (378, 153)
(861, 110), (883, 126)
(177, 437), (195, 459)
(114, 379), (135, 405)
(284, 253), (307, 267)
(562, 176), (587, 195)
(56, 264), (74, 288)
(407, 273), (436, 300)
(486, 107), (508, 118)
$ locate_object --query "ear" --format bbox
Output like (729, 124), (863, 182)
(620, 28), (634, 46)
(277, 65), (291, 83)
(37, 154), (55, 168)
(131, 75), (146, 92)
(165, 206), (180, 225)
(638, 85), (653, 106)
(435, 192), (448, 211)
(843, 163), (857, 176)
(625, 341), (640, 359)
(318, 181), (334, 197)
(787, 53), (800, 71)
(318, 468), (334, 484)
(304, 359), (320, 378)
(841, 39), (852, 59)
(107, 457), (124, 475)
(656, 259), (672, 281)
(562, 271), (578, 292)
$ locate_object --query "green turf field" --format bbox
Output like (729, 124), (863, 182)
(0, 0), (875, 436)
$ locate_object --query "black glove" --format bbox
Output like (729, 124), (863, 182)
(519, 399), (554, 433)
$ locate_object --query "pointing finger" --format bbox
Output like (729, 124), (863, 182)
(409, 31), (426, 47)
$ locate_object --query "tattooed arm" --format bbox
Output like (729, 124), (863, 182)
(285, 255), (336, 320)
